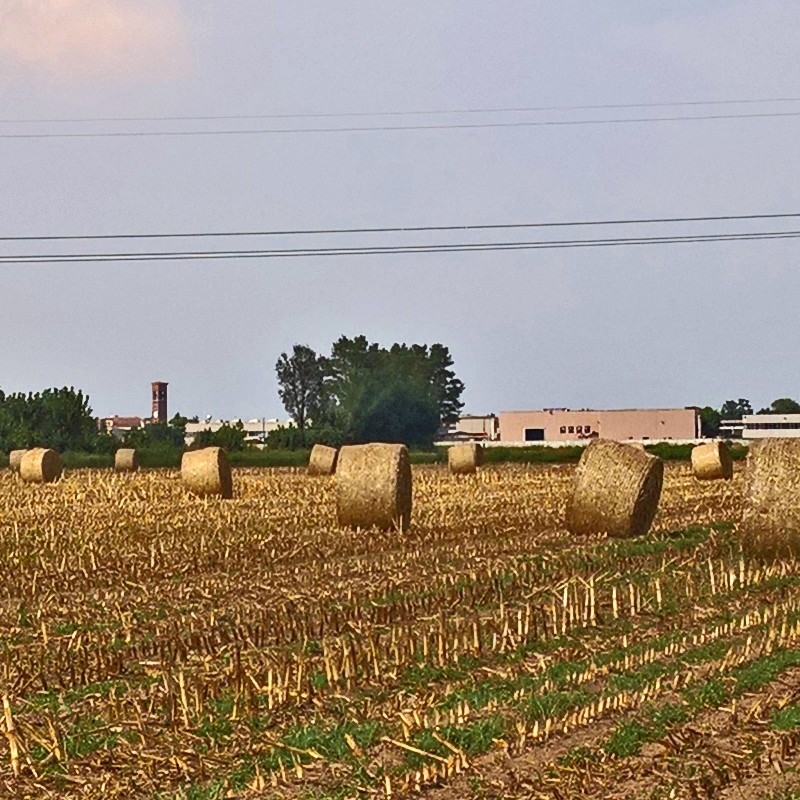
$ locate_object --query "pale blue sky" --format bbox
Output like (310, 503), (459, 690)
(1, 1), (799, 419)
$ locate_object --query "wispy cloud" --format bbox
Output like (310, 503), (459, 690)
(0, 0), (190, 82)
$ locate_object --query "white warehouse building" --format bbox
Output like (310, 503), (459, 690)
(184, 418), (289, 446)
(720, 414), (800, 439)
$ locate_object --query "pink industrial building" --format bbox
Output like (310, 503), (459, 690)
(499, 408), (700, 443)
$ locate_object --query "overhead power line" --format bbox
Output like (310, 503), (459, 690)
(3, 96), (800, 125)
(2, 229), (799, 264)
(2, 110), (800, 140)
(2, 211), (799, 243)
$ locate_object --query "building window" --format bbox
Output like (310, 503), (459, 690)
(584, 425), (592, 434)
(524, 428), (545, 442)
(576, 426), (583, 433)
(568, 426), (575, 434)
(560, 426), (566, 434)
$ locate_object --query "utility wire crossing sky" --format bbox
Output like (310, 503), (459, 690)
(1, 1), (799, 420)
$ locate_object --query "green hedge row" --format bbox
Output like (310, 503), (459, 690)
(1, 442), (750, 471)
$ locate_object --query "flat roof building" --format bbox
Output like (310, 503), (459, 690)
(499, 407), (700, 443)
(184, 418), (288, 446)
(720, 414), (800, 439)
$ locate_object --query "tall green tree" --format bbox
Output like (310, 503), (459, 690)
(327, 336), (465, 427)
(387, 342), (465, 424)
(757, 398), (800, 415)
(342, 361), (441, 447)
(0, 386), (102, 452)
(699, 406), (722, 437)
(275, 344), (328, 445)
(719, 399), (753, 420)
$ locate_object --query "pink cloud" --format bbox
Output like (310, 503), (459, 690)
(0, 0), (190, 81)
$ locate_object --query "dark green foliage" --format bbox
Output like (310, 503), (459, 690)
(120, 414), (188, 464)
(275, 344), (329, 445)
(328, 336), (464, 432)
(193, 421), (246, 452)
(265, 423), (344, 451)
(124, 414), (187, 449)
(271, 336), (464, 449)
(343, 367), (440, 447)
(481, 445), (585, 463)
(0, 386), (106, 452)
(645, 442), (748, 461)
(699, 406), (722, 437)
(720, 398), (753, 420)
(758, 398), (800, 415)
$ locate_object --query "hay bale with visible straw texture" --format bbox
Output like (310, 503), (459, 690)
(741, 439), (800, 559)
(115, 449), (139, 473)
(9, 450), (27, 472)
(308, 444), (338, 476)
(691, 441), (733, 480)
(20, 448), (62, 484)
(336, 443), (411, 531)
(566, 439), (663, 538)
(448, 443), (484, 475)
(181, 447), (233, 499)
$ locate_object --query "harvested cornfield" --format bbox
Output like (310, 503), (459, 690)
(3, 460), (800, 800)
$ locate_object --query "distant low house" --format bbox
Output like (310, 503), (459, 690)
(438, 414), (499, 442)
(457, 414), (499, 440)
(98, 416), (143, 439)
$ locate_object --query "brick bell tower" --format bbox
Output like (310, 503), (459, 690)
(151, 381), (168, 423)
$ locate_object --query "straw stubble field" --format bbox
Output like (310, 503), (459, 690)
(1, 463), (800, 799)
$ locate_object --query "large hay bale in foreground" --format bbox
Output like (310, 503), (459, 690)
(181, 447), (233, 499)
(336, 443), (412, 531)
(19, 448), (62, 484)
(115, 449), (139, 473)
(308, 444), (338, 476)
(448, 443), (484, 475)
(9, 450), (26, 472)
(691, 441), (733, 480)
(566, 440), (663, 538)
(741, 439), (800, 559)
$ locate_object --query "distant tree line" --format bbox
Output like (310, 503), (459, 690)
(699, 397), (800, 437)
(0, 387), (114, 453)
(273, 335), (465, 448)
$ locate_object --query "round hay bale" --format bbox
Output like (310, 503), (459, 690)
(19, 448), (63, 484)
(691, 441), (733, 480)
(741, 438), (800, 559)
(9, 449), (27, 472)
(336, 443), (412, 531)
(308, 444), (338, 476)
(115, 448), (139, 473)
(181, 447), (233, 499)
(566, 440), (663, 538)
(448, 443), (484, 475)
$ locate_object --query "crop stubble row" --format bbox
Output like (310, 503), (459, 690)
(0, 462), (792, 799)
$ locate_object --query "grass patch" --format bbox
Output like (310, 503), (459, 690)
(772, 704), (800, 732)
